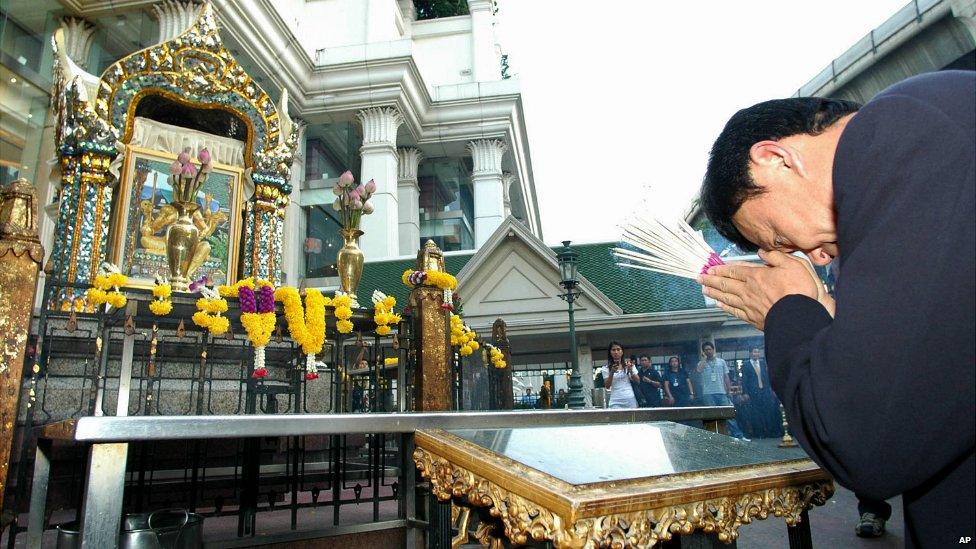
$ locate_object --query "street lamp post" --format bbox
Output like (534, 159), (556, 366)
(557, 241), (585, 408)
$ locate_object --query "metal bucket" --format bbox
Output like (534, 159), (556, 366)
(56, 509), (203, 549)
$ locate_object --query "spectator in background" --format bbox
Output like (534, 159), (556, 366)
(638, 355), (663, 407)
(555, 388), (568, 408)
(663, 356), (695, 407)
(696, 342), (749, 441)
(601, 341), (640, 408)
(538, 380), (553, 409)
(741, 348), (782, 438)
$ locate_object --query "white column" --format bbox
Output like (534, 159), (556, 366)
(58, 17), (95, 69)
(468, 0), (500, 81)
(283, 120), (307, 285)
(501, 172), (515, 219)
(151, 0), (202, 43)
(467, 139), (507, 247)
(397, 147), (423, 255)
(357, 107), (403, 259)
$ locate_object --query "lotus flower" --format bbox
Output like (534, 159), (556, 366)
(338, 170), (354, 188)
(333, 198), (342, 211)
(332, 183), (344, 196)
(355, 183), (366, 198)
(197, 148), (211, 164)
(181, 163), (197, 177)
(351, 198), (363, 210)
(362, 201), (374, 214)
(177, 148), (191, 164)
(364, 179), (376, 195)
(169, 161), (183, 175)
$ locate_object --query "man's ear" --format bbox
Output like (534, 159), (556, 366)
(749, 141), (805, 176)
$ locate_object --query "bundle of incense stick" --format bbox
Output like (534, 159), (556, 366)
(613, 215), (724, 280)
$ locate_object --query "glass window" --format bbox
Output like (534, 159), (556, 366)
(305, 122), (361, 184)
(304, 203), (343, 279)
(418, 157), (474, 252)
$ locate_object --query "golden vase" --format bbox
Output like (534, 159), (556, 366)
(166, 201), (200, 292)
(337, 228), (364, 306)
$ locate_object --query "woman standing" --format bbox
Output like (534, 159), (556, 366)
(600, 341), (640, 408)
(663, 356), (696, 407)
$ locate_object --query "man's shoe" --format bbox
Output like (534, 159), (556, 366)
(855, 512), (886, 537)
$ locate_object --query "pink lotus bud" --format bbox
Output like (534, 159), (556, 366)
(364, 179), (376, 194)
(169, 161), (183, 175)
(332, 183), (344, 196)
(351, 198), (363, 209)
(347, 188), (360, 203)
(181, 163), (197, 177)
(333, 198), (342, 211)
(200, 162), (212, 174)
(197, 148), (211, 164)
(355, 183), (366, 198)
(177, 148), (191, 164)
(362, 201), (374, 214)
(338, 170), (354, 187)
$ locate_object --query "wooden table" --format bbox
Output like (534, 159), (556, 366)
(414, 422), (833, 548)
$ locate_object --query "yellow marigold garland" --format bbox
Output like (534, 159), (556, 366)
(450, 313), (479, 356)
(371, 291), (400, 336)
(86, 265), (127, 310)
(192, 296), (230, 336)
(333, 292), (354, 334)
(402, 268), (458, 310)
(151, 279), (173, 316)
(384, 357), (399, 366)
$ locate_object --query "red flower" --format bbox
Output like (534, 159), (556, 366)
(251, 367), (269, 379)
(305, 372), (319, 381)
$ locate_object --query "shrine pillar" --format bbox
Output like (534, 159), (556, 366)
(408, 241), (453, 411)
(0, 179), (44, 513)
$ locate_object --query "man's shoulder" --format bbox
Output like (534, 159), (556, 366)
(854, 71), (975, 136)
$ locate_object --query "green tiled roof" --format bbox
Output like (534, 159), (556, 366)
(357, 254), (474, 309)
(356, 243), (705, 315)
(574, 243), (706, 314)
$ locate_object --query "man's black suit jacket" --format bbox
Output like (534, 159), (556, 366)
(764, 71), (975, 548)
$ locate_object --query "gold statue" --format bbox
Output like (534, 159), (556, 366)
(139, 193), (227, 276)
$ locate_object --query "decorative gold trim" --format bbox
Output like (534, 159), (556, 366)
(413, 430), (833, 548)
(109, 144), (244, 289)
(415, 446), (833, 548)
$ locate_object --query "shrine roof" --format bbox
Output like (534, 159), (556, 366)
(357, 242), (705, 315)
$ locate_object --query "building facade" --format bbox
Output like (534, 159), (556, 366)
(0, 0), (542, 293)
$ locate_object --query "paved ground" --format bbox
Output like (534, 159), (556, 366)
(735, 438), (904, 548)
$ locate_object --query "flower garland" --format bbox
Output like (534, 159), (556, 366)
(402, 269), (458, 311)
(238, 281), (276, 378)
(484, 343), (507, 369)
(191, 286), (230, 336)
(333, 291), (354, 334)
(384, 357), (399, 366)
(275, 286), (330, 379)
(450, 313), (479, 356)
(371, 290), (400, 336)
(86, 263), (127, 310)
(149, 276), (173, 316)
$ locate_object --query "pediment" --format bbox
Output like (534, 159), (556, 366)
(460, 239), (617, 326)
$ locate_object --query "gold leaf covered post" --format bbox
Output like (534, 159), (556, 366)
(0, 179), (44, 514)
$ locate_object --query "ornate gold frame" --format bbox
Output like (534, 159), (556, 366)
(414, 429), (833, 548)
(109, 144), (244, 289)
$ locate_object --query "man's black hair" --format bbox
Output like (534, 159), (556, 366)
(700, 97), (861, 251)
(701, 341), (715, 352)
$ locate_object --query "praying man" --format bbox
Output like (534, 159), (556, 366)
(697, 70), (974, 548)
